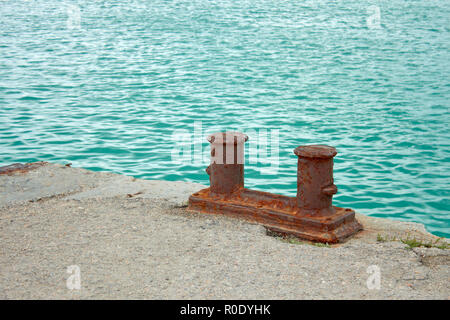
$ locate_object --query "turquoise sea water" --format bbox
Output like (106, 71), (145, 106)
(0, 1), (449, 237)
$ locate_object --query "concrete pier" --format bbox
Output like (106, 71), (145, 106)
(0, 162), (448, 299)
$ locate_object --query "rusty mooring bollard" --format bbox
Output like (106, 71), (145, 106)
(188, 132), (362, 243)
(294, 145), (338, 216)
(207, 132), (248, 195)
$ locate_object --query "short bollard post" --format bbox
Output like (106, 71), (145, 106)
(207, 132), (248, 195)
(294, 145), (338, 216)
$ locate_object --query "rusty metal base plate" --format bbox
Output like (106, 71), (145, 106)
(188, 188), (363, 243)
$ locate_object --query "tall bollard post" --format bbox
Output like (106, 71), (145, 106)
(207, 132), (248, 196)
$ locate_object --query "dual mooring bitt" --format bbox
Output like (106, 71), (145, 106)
(188, 132), (363, 243)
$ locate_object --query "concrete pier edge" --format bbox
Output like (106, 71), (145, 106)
(0, 162), (448, 299)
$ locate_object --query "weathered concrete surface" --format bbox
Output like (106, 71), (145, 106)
(0, 163), (448, 299)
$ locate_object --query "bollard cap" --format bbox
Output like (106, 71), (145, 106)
(207, 132), (248, 145)
(294, 145), (337, 159)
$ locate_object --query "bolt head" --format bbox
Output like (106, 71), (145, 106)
(207, 132), (249, 144)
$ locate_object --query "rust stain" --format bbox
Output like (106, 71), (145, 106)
(188, 132), (362, 243)
(127, 191), (143, 198)
(0, 162), (48, 175)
